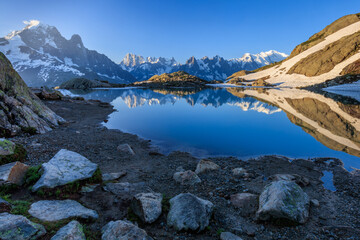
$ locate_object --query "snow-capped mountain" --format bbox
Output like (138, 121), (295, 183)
(120, 51), (288, 81)
(0, 20), (136, 87)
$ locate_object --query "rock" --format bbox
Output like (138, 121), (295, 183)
(117, 143), (135, 155)
(195, 159), (220, 174)
(103, 182), (147, 198)
(167, 193), (214, 231)
(0, 139), (15, 155)
(51, 220), (85, 240)
(80, 184), (99, 193)
(220, 232), (243, 240)
(0, 197), (11, 212)
(311, 199), (320, 207)
(173, 170), (201, 185)
(102, 220), (153, 240)
(0, 212), (46, 240)
(176, 166), (185, 172)
(32, 149), (98, 191)
(256, 180), (310, 224)
(59, 78), (112, 90)
(0, 161), (29, 185)
(131, 192), (162, 223)
(269, 173), (310, 186)
(232, 168), (249, 177)
(102, 171), (127, 181)
(230, 193), (258, 216)
(36, 88), (63, 100)
(29, 200), (98, 222)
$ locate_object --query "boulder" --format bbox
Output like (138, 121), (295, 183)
(269, 173), (310, 186)
(102, 171), (127, 181)
(0, 139), (15, 155)
(0, 161), (29, 185)
(230, 193), (258, 216)
(102, 220), (153, 240)
(131, 192), (162, 223)
(117, 144), (135, 155)
(167, 193), (214, 231)
(0, 197), (11, 212)
(256, 180), (310, 224)
(173, 170), (201, 185)
(220, 232), (243, 240)
(0, 212), (46, 240)
(80, 184), (99, 193)
(195, 159), (220, 174)
(32, 149), (98, 191)
(232, 168), (249, 177)
(51, 220), (85, 240)
(311, 199), (320, 207)
(29, 200), (98, 222)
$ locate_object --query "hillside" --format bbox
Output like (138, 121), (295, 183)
(227, 13), (360, 88)
(0, 20), (136, 87)
(0, 52), (64, 135)
(133, 71), (208, 88)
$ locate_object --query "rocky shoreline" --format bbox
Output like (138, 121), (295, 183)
(1, 97), (360, 239)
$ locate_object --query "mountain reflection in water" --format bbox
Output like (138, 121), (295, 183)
(63, 87), (360, 170)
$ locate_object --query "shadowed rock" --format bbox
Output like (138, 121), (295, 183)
(167, 193), (214, 231)
(102, 220), (153, 240)
(195, 159), (220, 174)
(0, 161), (29, 185)
(131, 192), (162, 223)
(0, 212), (46, 239)
(51, 220), (85, 240)
(173, 170), (201, 185)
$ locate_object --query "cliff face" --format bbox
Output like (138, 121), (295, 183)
(0, 52), (64, 136)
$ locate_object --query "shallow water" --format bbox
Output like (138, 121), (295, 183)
(62, 87), (360, 170)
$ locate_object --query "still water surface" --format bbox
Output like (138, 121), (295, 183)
(62, 87), (360, 171)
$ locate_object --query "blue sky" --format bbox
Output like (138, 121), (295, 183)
(0, 0), (359, 63)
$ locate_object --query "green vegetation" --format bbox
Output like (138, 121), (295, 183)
(24, 165), (42, 187)
(0, 144), (27, 165)
(83, 224), (102, 240)
(161, 194), (171, 214)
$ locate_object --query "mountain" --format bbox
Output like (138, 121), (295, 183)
(227, 13), (360, 88)
(0, 52), (64, 136)
(0, 20), (136, 87)
(120, 51), (288, 81)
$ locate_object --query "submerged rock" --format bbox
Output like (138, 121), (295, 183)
(195, 159), (220, 174)
(167, 193), (214, 231)
(51, 220), (85, 240)
(117, 143), (135, 155)
(32, 149), (98, 191)
(102, 220), (153, 240)
(0, 161), (29, 185)
(29, 200), (98, 222)
(173, 170), (201, 185)
(256, 180), (310, 224)
(220, 232), (243, 240)
(0, 139), (15, 155)
(131, 192), (162, 223)
(0, 212), (46, 240)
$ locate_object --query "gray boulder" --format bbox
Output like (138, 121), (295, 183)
(173, 170), (201, 185)
(131, 192), (162, 223)
(232, 168), (249, 178)
(0, 161), (29, 185)
(51, 220), (85, 240)
(195, 159), (220, 174)
(0, 212), (46, 240)
(32, 149), (98, 191)
(102, 220), (153, 240)
(256, 180), (310, 224)
(0, 139), (15, 155)
(167, 193), (214, 231)
(102, 171), (127, 181)
(269, 173), (310, 186)
(220, 232), (243, 240)
(117, 144), (135, 155)
(29, 200), (98, 222)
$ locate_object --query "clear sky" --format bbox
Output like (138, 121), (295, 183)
(0, 0), (359, 63)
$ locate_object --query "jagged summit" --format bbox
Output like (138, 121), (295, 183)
(120, 51), (288, 81)
(0, 20), (135, 87)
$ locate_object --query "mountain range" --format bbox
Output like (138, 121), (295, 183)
(120, 51), (288, 81)
(0, 20), (288, 87)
